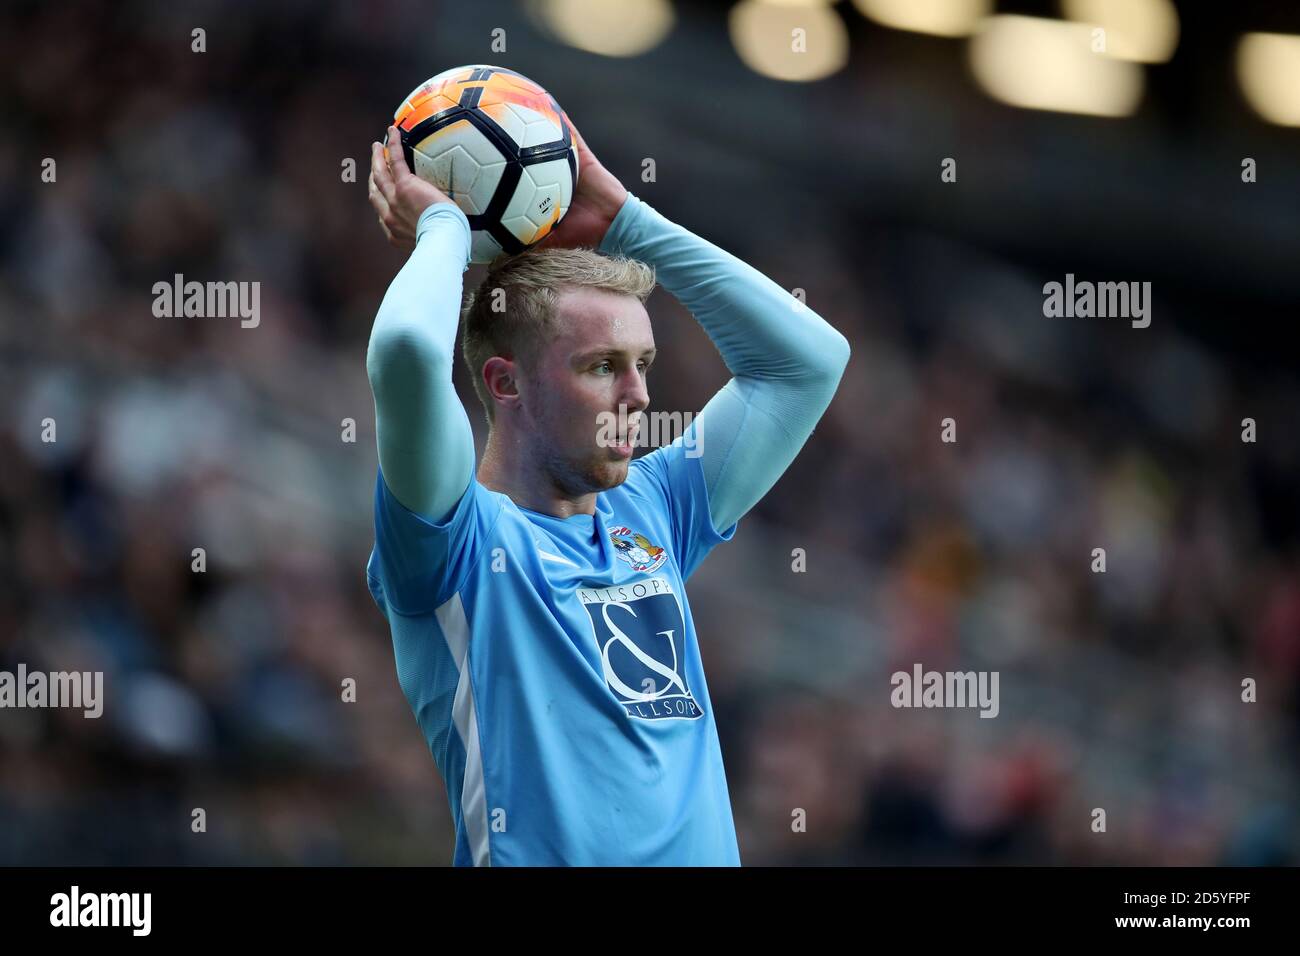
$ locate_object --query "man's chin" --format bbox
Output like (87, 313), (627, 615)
(554, 458), (630, 497)
(593, 457), (630, 489)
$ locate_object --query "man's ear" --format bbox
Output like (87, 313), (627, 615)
(483, 355), (521, 411)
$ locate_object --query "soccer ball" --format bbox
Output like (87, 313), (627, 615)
(392, 65), (579, 263)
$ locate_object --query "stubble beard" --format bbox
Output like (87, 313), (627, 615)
(540, 443), (629, 497)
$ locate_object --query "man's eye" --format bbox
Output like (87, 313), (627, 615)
(594, 361), (613, 374)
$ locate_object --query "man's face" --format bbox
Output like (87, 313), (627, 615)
(519, 286), (655, 496)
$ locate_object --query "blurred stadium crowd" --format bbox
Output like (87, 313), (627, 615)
(1, 0), (1297, 864)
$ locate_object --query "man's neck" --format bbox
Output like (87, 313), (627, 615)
(478, 430), (597, 519)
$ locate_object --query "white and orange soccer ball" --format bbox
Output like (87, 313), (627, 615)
(392, 65), (578, 263)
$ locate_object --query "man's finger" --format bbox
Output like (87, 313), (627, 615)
(368, 170), (393, 219)
(385, 126), (409, 182)
(564, 118), (595, 175)
(565, 116), (591, 153)
(371, 141), (396, 202)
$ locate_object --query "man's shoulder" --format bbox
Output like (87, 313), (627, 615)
(613, 449), (681, 513)
(621, 440), (710, 507)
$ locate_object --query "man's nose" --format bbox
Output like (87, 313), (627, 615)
(620, 369), (649, 413)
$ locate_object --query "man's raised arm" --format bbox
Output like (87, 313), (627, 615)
(365, 126), (476, 523)
(598, 193), (852, 533)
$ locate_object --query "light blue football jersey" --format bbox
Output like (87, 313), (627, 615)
(366, 432), (740, 866)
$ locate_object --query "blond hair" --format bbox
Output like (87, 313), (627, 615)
(461, 247), (656, 424)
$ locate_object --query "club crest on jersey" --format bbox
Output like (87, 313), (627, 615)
(607, 525), (667, 573)
(577, 575), (702, 721)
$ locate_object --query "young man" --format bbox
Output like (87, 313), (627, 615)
(365, 122), (849, 866)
